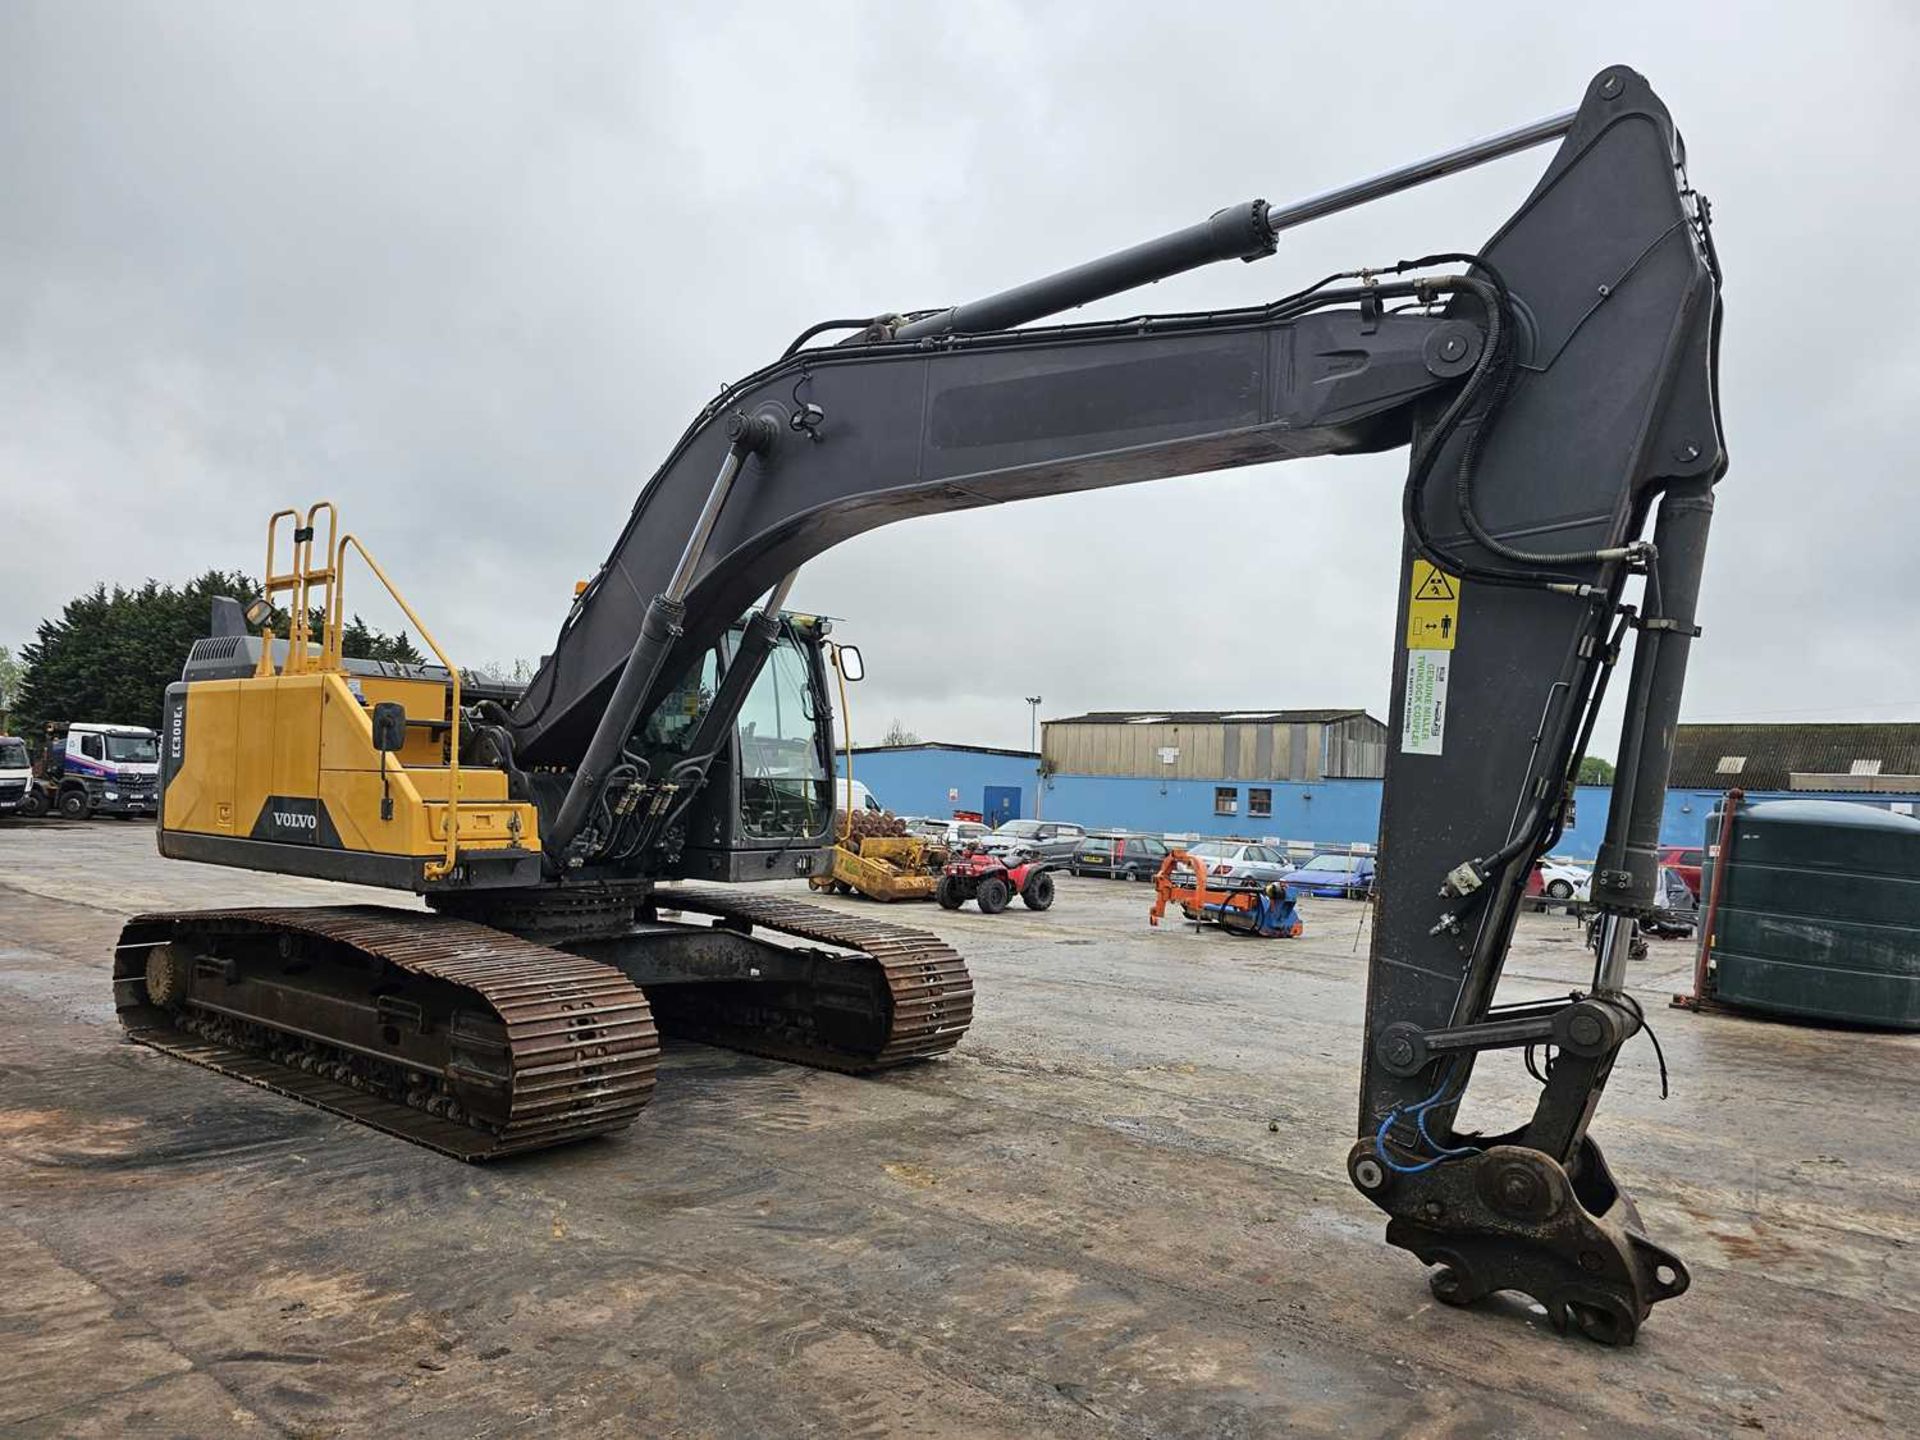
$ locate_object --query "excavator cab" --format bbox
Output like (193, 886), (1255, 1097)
(639, 616), (841, 883)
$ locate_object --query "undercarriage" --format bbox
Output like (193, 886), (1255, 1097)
(115, 888), (972, 1160)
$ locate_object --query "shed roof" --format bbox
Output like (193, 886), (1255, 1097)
(841, 741), (1039, 760)
(1046, 709), (1378, 727)
(1669, 723), (1920, 791)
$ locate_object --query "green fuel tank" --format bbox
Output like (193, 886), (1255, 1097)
(1698, 798), (1920, 1029)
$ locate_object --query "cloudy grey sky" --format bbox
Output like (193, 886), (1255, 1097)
(4, 3), (1916, 751)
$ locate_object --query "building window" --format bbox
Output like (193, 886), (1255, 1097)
(1248, 787), (1272, 818)
(1715, 755), (1746, 775)
(1214, 787), (1238, 816)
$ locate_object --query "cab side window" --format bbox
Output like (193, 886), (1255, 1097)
(80, 734), (104, 760)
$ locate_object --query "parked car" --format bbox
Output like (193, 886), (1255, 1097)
(902, 815), (991, 848)
(1071, 832), (1172, 881)
(1173, 840), (1294, 888)
(980, 818), (1087, 866)
(1536, 859), (1593, 902)
(1658, 844), (1705, 898)
(1286, 852), (1376, 898)
(1646, 864), (1698, 937)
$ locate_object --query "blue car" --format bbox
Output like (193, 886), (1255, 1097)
(1287, 853), (1376, 899)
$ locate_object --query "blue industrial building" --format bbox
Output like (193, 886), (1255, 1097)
(842, 722), (1920, 859)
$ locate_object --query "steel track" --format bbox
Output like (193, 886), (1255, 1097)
(659, 886), (975, 1071)
(115, 906), (659, 1160)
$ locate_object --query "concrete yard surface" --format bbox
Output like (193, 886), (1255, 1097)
(1, 820), (1915, 1437)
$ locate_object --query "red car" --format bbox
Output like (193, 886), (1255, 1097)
(1658, 844), (1705, 898)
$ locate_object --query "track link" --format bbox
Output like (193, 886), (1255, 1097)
(115, 906), (658, 1160)
(655, 886), (974, 1071)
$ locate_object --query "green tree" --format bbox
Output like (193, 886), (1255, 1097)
(0, 644), (22, 731)
(16, 571), (421, 736)
(328, 614), (424, 666)
(1576, 755), (1616, 786)
(474, 658), (538, 685)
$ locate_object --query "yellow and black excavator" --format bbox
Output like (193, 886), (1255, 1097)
(117, 66), (1722, 1343)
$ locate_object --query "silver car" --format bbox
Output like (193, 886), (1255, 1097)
(981, 818), (1087, 865)
(1175, 840), (1294, 888)
(903, 815), (991, 848)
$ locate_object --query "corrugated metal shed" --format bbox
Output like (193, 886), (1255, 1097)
(1669, 723), (1920, 791)
(842, 741), (1039, 760)
(1048, 709), (1372, 726)
(1043, 709), (1386, 781)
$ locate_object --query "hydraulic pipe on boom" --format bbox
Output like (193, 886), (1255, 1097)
(545, 413), (778, 863)
(892, 106), (1576, 340)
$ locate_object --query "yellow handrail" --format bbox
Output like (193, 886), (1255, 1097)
(261, 501), (338, 676)
(297, 502), (339, 673)
(259, 508), (300, 677)
(332, 533), (465, 882)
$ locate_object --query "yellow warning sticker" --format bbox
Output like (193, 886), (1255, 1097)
(1406, 560), (1462, 651)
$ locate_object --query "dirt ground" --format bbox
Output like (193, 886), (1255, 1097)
(1, 819), (1914, 1438)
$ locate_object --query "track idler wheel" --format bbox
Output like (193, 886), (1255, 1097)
(144, 943), (190, 1009)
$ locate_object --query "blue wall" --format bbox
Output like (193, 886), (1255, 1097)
(840, 749), (1040, 822)
(841, 748), (1920, 856)
(1042, 775), (1385, 844)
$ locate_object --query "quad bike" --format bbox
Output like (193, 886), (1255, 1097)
(937, 846), (1056, 914)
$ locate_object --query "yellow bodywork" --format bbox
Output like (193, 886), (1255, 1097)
(162, 500), (538, 884)
(809, 835), (944, 902)
(163, 667), (538, 862)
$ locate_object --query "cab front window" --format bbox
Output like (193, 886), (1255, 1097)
(736, 633), (830, 839)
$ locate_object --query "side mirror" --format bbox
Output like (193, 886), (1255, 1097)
(370, 702), (408, 754)
(835, 645), (865, 682)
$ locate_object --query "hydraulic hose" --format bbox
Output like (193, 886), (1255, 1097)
(1402, 253), (1642, 575)
(782, 317), (879, 359)
(1391, 267), (1585, 592)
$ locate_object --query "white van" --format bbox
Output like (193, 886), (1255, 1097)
(833, 777), (884, 814)
(0, 735), (30, 814)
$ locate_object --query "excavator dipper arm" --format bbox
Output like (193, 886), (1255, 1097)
(501, 64), (1721, 1340)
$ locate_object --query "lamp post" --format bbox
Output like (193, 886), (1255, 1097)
(1026, 696), (1043, 819)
